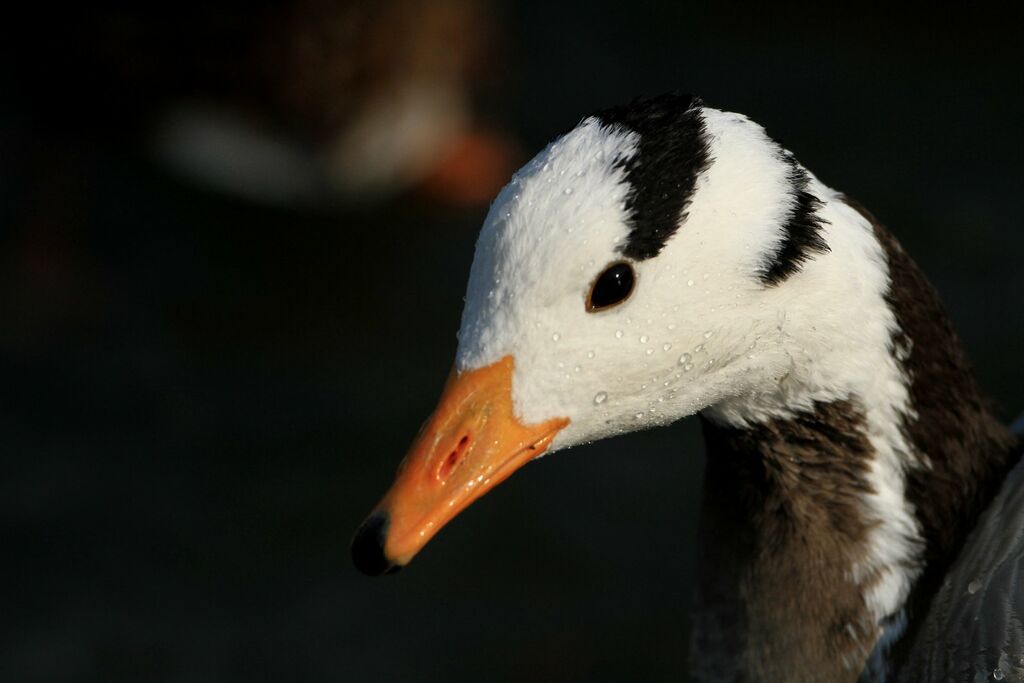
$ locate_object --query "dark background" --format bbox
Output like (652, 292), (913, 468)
(2, 3), (1022, 681)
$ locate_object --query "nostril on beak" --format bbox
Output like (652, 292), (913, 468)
(437, 434), (471, 481)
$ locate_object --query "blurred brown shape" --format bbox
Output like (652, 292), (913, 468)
(146, 0), (519, 208)
(417, 127), (519, 207)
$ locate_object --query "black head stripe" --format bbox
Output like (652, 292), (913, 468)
(759, 158), (829, 285)
(592, 94), (712, 261)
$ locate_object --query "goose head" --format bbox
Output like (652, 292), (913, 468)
(353, 94), (895, 575)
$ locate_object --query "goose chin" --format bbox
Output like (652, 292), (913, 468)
(351, 355), (569, 575)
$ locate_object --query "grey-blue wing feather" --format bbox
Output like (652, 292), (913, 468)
(900, 425), (1024, 682)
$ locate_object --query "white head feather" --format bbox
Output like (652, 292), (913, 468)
(454, 102), (922, 625)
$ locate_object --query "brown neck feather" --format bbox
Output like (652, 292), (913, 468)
(688, 199), (1019, 682)
(851, 198), (1020, 671)
(691, 402), (880, 683)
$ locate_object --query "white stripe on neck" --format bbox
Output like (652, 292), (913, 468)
(703, 185), (925, 627)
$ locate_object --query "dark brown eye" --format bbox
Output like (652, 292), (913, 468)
(586, 261), (635, 312)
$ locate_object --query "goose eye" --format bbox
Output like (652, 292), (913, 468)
(587, 262), (635, 312)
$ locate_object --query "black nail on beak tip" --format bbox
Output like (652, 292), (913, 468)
(351, 511), (400, 576)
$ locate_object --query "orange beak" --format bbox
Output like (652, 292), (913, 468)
(351, 356), (569, 575)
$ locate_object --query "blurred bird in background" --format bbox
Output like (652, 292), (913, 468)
(153, 0), (518, 207)
(3, 0), (516, 364)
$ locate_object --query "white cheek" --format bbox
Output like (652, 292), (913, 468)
(515, 255), (784, 450)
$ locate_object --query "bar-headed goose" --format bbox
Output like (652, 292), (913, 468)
(352, 94), (1023, 682)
